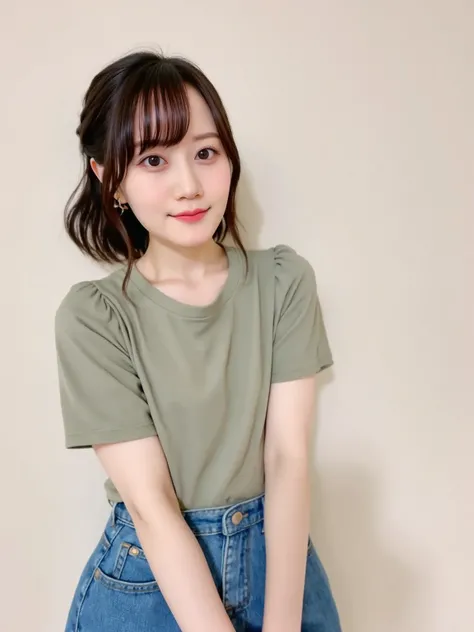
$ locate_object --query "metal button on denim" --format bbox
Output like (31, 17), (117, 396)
(66, 495), (342, 631)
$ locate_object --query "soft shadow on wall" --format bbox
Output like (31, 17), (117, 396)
(233, 168), (421, 632)
(311, 372), (421, 632)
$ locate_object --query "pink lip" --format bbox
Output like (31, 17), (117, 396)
(172, 208), (209, 223)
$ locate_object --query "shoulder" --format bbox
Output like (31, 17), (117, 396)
(245, 243), (316, 288)
(55, 268), (127, 340)
(55, 281), (100, 324)
(271, 244), (315, 284)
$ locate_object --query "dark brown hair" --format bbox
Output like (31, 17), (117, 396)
(64, 49), (245, 292)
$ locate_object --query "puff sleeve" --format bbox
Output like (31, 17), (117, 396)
(54, 282), (158, 448)
(271, 245), (334, 383)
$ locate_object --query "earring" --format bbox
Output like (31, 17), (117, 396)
(114, 196), (129, 216)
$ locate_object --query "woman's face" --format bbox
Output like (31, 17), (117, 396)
(120, 85), (232, 249)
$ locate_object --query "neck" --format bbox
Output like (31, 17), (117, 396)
(137, 237), (227, 284)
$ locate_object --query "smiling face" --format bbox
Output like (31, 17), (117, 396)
(116, 85), (232, 250)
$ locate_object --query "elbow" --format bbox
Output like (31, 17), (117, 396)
(126, 485), (181, 528)
(264, 448), (310, 476)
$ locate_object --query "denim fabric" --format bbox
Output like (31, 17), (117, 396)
(65, 494), (341, 631)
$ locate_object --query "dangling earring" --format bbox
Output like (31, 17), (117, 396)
(114, 196), (129, 216)
(215, 216), (227, 243)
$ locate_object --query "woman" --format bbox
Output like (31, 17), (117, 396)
(55, 49), (341, 632)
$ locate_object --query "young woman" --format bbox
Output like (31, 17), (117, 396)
(55, 49), (341, 632)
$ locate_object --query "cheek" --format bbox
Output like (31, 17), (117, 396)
(122, 171), (168, 210)
(207, 160), (232, 195)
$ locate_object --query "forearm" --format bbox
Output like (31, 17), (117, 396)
(263, 457), (311, 632)
(134, 501), (234, 632)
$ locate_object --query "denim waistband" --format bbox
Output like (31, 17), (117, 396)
(111, 493), (265, 537)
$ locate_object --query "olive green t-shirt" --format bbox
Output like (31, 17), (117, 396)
(55, 245), (333, 509)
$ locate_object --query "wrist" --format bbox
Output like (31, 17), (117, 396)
(263, 614), (302, 632)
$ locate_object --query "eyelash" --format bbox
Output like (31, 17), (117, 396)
(140, 146), (220, 168)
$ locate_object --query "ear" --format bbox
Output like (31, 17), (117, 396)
(90, 158), (104, 183)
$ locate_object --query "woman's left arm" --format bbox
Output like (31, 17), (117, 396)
(262, 375), (316, 632)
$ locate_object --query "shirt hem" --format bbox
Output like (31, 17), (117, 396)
(65, 425), (158, 449)
(271, 359), (334, 384)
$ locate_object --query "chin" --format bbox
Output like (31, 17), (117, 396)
(167, 227), (219, 249)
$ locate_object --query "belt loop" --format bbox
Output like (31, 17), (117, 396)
(110, 501), (116, 527)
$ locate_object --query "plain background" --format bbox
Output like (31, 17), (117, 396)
(2, 1), (473, 630)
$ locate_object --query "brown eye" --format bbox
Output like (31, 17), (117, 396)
(142, 155), (163, 167)
(197, 148), (217, 160)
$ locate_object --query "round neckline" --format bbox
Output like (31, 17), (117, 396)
(129, 245), (243, 318)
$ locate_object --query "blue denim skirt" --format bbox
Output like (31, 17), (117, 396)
(66, 493), (341, 631)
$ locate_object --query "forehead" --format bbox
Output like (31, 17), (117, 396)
(185, 86), (217, 132)
(132, 84), (217, 147)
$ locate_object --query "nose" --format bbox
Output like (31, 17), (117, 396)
(174, 159), (203, 200)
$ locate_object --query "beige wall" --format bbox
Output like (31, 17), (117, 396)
(3, 1), (473, 630)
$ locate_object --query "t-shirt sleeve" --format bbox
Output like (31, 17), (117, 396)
(271, 244), (334, 383)
(55, 281), (158, 449)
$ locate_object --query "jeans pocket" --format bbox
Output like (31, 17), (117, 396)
(95, 524), (160, 594)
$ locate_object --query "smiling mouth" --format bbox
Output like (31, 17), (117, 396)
(172, 207), (209, 218)
(171, 208), (209, 223)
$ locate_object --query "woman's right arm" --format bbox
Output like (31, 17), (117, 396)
(95, 435), (234, 632)
(55, 285), (233, 632)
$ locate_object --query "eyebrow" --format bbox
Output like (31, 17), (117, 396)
(192, 132), (220, 141)
(134, 132), (220, 150)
